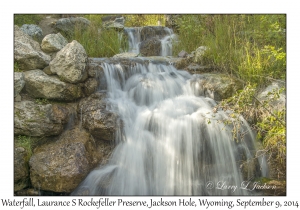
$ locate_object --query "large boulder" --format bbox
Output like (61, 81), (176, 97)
(14, 72), (25, 97)
(79, 92), (121, 141)
(14, 25), (51, 71)
(29, 128), (101, 193)
(24, 70), (83, 101)
(54, 17), (90, 36)
(140, 26), (171, 42)
(14, 147), (29, 191)
(41, 33), (68, 53)
(20, 24), (43, 42)
(189, 73), (244, 101)
(140, 37), (161, 56)
(14, 101), (69, 137)
(102, 15), (125, 30)
(50, 40), (88, 84)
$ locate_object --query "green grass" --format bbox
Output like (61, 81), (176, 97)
(14, 62), (21, 72)
(14, 14), (44, 26)
(15, 135), (35, 162)
(61, 15), (128, 57)
(172, 14), (286, 86)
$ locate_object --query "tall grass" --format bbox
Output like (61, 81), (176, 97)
(14, 14), (44, 26)
(173, 14), (286, 85)
(62, 15), (128, 58)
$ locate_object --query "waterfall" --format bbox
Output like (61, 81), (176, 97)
(124, 27), (141, 54)
(124, 27), (175, 56)
(72, 60), (264, 195)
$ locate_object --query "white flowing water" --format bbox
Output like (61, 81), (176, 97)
(124, 27), (175, 56)
(72, 60), (263, 195)
(124, 27), (141, 54)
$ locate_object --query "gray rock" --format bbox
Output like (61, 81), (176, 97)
(140, 26), (171, 42)
(14, 101), (69, 137)
(41, 33), (68, 53)
(42, 66), (53, 75)
(113, 52), (139, 58)
(79, 92), (121, 141)
(257, 81), (286, 109)
(50, 40), (88, 84)
(86, 61), (107, 90)
(140, 37), (161, 56)
(190, 46), (208, 64)
(184, 63), (212, 74)
(14, 25), (51, 71)
(83, 78), (99, 96)
(14, 147), (29, 191)
(190, 73), (244, 101)
(54, 17), (90, 36)
(102, 15), (125, 29)
(20, 24), (43, 42)
(29, 128), (101, 193)
(14, 72), (25, 97)
(178, 50), (188, 58)
(24, 70), (83, 101)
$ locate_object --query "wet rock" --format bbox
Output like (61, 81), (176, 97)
(14, 147), (29, 191)
(190, 73), (244, 101)
(14, 72), (25, 97)
(50, 40), (88, 84)
(14, 101), (69, 137)
(54, 17), (90, 36)
(29, 128), (101, 193)
(41, 33), (68, 53)
(140, 37), (161, 56)
(79, 92), (121, 141)
(14, 25), (51, 71)
(140, 26), (171, 41)
(86, 60), (107, 90)
(20, 24), (43, 42)
(24, 70), (83, 101)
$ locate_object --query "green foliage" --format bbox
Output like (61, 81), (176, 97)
(14, 62), (21, 72)
(14, 14), (44, 26)
(35, 98), (49, 105)
(64, 16), (128, 57)
(217, 83), (286, 167)
(173, 15), (286, 86)
(15, 135), (34, 161)
(124, 15), (165, 27)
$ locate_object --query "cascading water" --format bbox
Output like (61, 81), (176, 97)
(72, 58), (265, 195)
(124, 27), (141, 54)
(124, 27), (175, 56)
